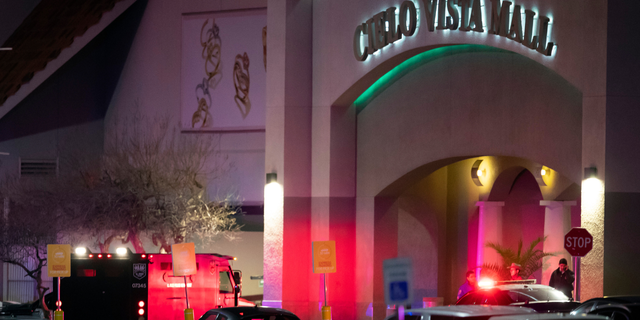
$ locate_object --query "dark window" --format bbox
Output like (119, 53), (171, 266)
(494, 291), (514, 304)
(594, 309), (630, 320)
(457, 292), (479, 304)
(202, 313), (218, 320)
(478, 292), (498, 305)
(219, 271), (233, 293)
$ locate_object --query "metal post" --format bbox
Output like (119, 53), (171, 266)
(324, 273), (327, 306)
(574, 257), (581, 301)
(184, 276), (190, 309)
(57, 277), (61, 310)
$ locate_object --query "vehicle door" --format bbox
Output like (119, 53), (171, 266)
(219, 268), (236, 307)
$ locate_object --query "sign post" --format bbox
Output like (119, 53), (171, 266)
(312, 241), (336, 320)
(564, 228), (593, 302)
(383, 257), (413, 320)
(172, 243), (197, 320)
(47, 244), (71, 320)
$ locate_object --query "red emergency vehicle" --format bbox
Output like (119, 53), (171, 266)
(51, 250), (253, 320)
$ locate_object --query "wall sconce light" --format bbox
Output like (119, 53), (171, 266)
(584, 167), (597, 179)
(471, 159), (484, 186)
(534, 166), (550, 186)
(266, 172), (277, 184)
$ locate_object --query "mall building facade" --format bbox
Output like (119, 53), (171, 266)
(0, 0), (639, 319)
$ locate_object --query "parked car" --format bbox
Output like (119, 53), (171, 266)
(0, 299), (44, 318)
(571, 296), (640, 320)
(198, 306), (300, 320)
(383, 305), (537, 320)
(0, 301), (19, 310)
(456, 283), (580, 313)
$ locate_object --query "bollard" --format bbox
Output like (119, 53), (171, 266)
(321, 306), (331, 320)
(54, 310), (64, 320)
(184, 308), (194, 320)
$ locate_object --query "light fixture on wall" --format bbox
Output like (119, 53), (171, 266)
(266, 172), (277, 184)
(584, 166), (597, 180)
(534, 166), (550, 186)
(471, 159), (484, 186)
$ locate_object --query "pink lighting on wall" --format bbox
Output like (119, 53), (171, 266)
(263, 174), (283, 308)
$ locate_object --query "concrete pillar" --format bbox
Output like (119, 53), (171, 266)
(540, 200), (575, 286)
(581, 95), (606, 301)
(264, 0), (313, 317)
(476, 201), (504, 275)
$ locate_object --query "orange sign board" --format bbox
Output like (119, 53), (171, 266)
(171, 242), (197, 276)
(47, 244), (71, 277)
(312, 241), (336, 273)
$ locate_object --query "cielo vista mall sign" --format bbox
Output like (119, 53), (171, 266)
(353, 0), (555, 61)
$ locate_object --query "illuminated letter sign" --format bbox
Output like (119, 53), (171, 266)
(354, 0), (555, 61)
(353, 1), (418, 61)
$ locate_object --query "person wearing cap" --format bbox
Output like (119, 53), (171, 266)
(509, 263), (523, 280)
(456, 270), (478, 300)
(549, 258), (575, 299)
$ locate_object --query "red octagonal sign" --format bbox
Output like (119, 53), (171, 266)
(564, 228), (593, 257)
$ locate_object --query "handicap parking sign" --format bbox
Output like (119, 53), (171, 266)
(390, 281), (408, 301)
(383, 258), (413, 306)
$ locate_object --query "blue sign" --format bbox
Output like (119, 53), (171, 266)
(390, 281), (408, 301)
(383, 257), (413, 305)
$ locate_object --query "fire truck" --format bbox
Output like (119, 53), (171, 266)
(50, 249), (253, 320)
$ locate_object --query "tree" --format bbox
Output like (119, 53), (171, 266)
(77, 111), (241, 253)
(0, 175), (78, 308)
(480, 236), (555, 280)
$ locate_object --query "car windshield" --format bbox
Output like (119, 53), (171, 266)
(509, 287), (569, 301)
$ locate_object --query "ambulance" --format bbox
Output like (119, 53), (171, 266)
(50, 249), (253, 320)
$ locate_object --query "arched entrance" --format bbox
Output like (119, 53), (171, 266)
(348, 45), (583, 319)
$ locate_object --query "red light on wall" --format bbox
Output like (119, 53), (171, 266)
(142, 254), (147, 259)
(89, 254), (93, 258)
(138, 309), (145, 316)
(107, 254), (112, 258)
(98, 254), (103, 258)
(138, 301), (145, 308)
(149, 255), (153, 259)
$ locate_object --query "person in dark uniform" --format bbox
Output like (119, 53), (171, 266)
(457, 270), (478, 300)
(549, 258), (575, 299)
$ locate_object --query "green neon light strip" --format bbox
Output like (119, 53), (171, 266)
(353, 44), (512, 111)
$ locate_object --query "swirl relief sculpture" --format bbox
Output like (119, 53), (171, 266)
(181, 10), (266, 131)
(192, 19), (222, 128)
(233, 53), (251, 119)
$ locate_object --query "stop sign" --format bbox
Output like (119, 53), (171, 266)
(564, 228), (593, 257)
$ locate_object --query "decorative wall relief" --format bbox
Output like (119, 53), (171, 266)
(181, 9), (266, 131)
(192, 19), (222, 128)
(233, 53), (251, 119)
(262, 26), (267, 71)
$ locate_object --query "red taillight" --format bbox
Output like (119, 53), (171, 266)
(107, 254), (112, 258)
(138, 309), (145, 315)
(98, 254), (103, 258)
(138, 301), (145, 308)
(89, 254), (93, 258)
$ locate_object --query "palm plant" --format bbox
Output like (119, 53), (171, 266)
(480, 236), (555, 280)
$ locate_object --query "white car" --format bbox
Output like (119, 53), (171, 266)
(383, 305), (537, 320)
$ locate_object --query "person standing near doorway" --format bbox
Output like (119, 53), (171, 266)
(549, 258), (575, 299)
(457, 270), (478, 300)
